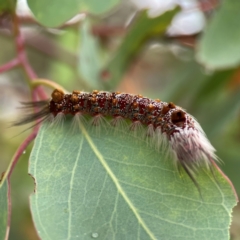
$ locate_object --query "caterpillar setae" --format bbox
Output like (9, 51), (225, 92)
(16, 89), (219, 194)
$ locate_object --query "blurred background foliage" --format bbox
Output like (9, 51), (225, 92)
(0, 0), (239, 239)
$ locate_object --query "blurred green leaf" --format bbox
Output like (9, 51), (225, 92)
(215, 120), (240, 195)
(197, 0), (240, 69)
(102, 8), (180, 90)
(29, 119), (236, 240)
(0, 0), (16, 12)
(160, 60), (206, 103)
(78, 19), (103, 89)
(195, 88), (240, 138)
(27, 0), (120, 27)
(0, 181), (8, 240)
(190, 69), (234, 107)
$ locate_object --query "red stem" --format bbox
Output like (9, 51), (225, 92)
(0, 58), (20, 73)
(2, 13), (48, 239)
(198, 0), (219, 12)
(12, 14), (47, 100)
(5, 125), (40, 240)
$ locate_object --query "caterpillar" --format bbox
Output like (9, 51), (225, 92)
(16, 89), (218, 193)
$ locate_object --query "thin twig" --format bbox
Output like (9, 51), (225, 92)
(5, 125), (40, 240)
(31, 78), (69, 93)
(0, 58), (20, 73)
(1, 13), (49, 239)
(12, 13), (47, 100)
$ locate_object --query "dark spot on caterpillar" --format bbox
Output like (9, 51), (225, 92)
(93, 107), (100, 113)
(147, 104), (154, 112)
(92, 90), (99, 94)
(91, 97), (97, 103)
(70, 94), (78, 103)
(112, 99), (118, 105)
(171, 110), (186, 124)
(161, 105), (170, 114)
(51, 89), (64, 103)
(132, 102), (139, 109)
(73, 104), (79, 110)
(168, 102), (176, 109)
(72, 90), (81, 95)
(157, 117), (163, 122)
(56, 104), (62, 110)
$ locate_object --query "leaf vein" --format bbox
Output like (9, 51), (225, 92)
(79, 122), (157, 240)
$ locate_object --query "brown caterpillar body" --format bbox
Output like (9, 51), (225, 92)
(49, 89), (189, 133)
(16, 89), (219, 195)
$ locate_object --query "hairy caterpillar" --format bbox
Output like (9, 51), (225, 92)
(16, 89), (218, 194)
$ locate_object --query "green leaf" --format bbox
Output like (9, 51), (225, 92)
(0, 0), (16, 12)
(190, 69), (234, 107)
(193, 88), (240, 138)
(29, 119), (237, 240)
(102, 8), (180, 90)
(27, 0), (120, 27)
(78, 19), (104, 89)
(197, 0), (240, 69)
(0, 180), (8, 240)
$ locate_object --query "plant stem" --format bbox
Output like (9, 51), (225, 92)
(11, 13), (47, 100)
(5, 125), (40, 240)
(31, 78), (69, 92)
(0, 58), (20, 73)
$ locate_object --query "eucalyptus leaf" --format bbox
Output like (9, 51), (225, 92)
(29, 118), (237, 240)
(190, 69), (234, 107)
(102, 8), (180, 90)
(197, 0), (240, 69)
(0, 0), (16, 12)
(78, 19), (103, 89)
(27, 0), (120, 27)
